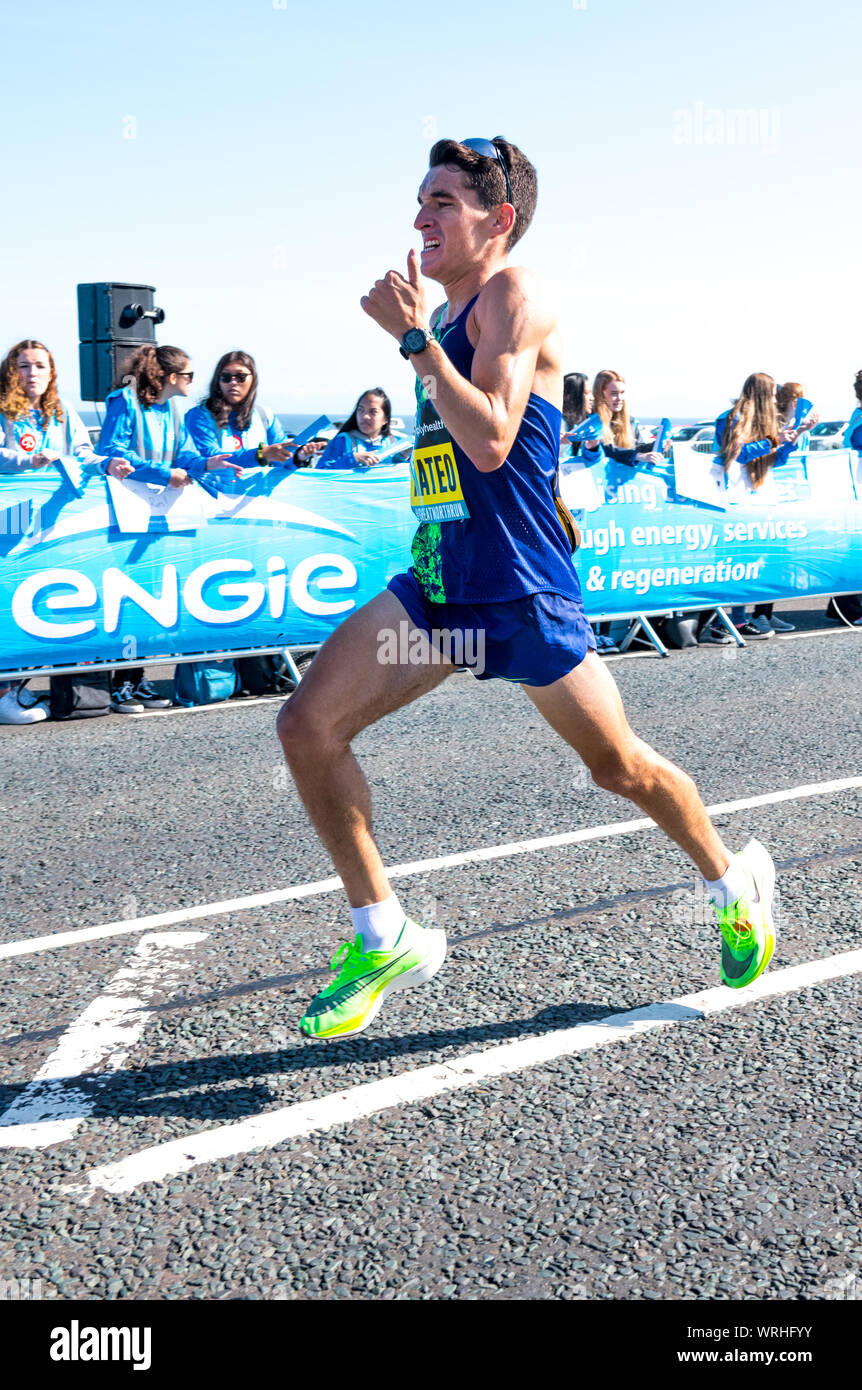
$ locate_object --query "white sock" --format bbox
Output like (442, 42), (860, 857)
(351, 894), (405, 952)
(704, 858), (750, 908)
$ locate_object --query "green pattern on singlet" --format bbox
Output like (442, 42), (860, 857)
(411, 522), (445, 603)
(410, 333), (448, 602)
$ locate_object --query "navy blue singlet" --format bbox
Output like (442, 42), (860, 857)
(409, 294), (581, 605)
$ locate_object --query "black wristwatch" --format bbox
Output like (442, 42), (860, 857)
(399, 327), (430, 359)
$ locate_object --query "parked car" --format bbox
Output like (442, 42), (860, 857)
(671, 421), (714, 443)
(807, 420), (851, 451)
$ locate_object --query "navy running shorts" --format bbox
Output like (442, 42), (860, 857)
(387, 569), (597, 687)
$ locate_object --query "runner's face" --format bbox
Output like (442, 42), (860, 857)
(219, 364), (254, 407)
(356, 394), (386, 438)
(415, 165), (502, 282)
(604, 381), (625, 412)
(17, 349), (51, 404)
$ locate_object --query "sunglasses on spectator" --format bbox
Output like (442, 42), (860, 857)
(462, 138), (513, 207)
(219, 372), (252, 384)
(174, 371), (194, 381)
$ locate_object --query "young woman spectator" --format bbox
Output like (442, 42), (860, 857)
(580, 369), (664, 469)
(0, 339), (97, 476)
(98, 344), (209, 711)
(313, 388), (410, 469)
(0, 339), (103, 725)
(184, 350), (295, 474)
(715, 373), (798, 638)
(743, 383), (819, 633)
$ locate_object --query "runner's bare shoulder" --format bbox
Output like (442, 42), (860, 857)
(473, 267), (554, 340)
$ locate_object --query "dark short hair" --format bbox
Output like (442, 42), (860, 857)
(427, 137), (537, 250)
(563, 372), (590, 429)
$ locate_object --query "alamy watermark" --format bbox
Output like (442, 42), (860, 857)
(377, 620), (485, 674)
(672, 102), (780, 155)
(0, 1274), (42, 1300)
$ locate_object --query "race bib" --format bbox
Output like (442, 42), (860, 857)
(410, 393), (469, 522)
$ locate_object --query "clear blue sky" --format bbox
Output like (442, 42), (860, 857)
(2, 0), (859, 418)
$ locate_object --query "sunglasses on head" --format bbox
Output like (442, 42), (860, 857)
(462, 137), (513, 207)
(219, 372), (252, 384)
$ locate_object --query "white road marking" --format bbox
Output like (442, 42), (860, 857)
(2, 773), (861, 962)
(0, 932), (207, 1149)
(78, 947), (862, 1195)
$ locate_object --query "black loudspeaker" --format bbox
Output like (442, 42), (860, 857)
(77, 282), (165, 401)
(78, 340), (144, 404)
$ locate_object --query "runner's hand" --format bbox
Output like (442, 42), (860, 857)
(168, 469), (191, 488)
(360, 248), (429, 342)
(106, 458), (134, 479)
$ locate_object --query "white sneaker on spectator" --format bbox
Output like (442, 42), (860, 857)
(111, 681), (144, 713)
(0, 684), (49, 725)
(769, 615), (795, 632)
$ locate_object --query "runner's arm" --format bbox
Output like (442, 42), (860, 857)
(412, 269), (551, 473)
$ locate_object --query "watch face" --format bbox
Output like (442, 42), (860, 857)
(403, 329), (427, 353)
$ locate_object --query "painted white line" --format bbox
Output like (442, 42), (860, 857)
(0, 932), (207, 1149)
(79, 947), (862, 1195)
(776, 628), (859, 642)
(127, 695), (285, 719)
(3, 773), (861, 962)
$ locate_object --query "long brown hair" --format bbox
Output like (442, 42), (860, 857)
(722, 372), (778, 488)
(204, 351), (259, 431)
(593, 368), (634, 449)
(116, 344), (190, 408)
(0, 339), (64, 424)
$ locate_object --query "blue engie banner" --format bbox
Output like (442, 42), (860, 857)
(0, 465), (418, 670)
(1, 446), (861, 671)
(563, 445), (862, 620)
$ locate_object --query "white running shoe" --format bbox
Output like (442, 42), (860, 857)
(0, 684), (49, 725)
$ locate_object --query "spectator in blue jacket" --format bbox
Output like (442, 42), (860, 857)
(0, 338), (100, 477)
(98, 344), (212, 711)
(98, 344), (208, 489)
(185, 350), (295, 475)
(561, 372), (603, 457)
(314, 388), (410, 469)
(580, 369), (664, 469)
(716, 372), (798, 638)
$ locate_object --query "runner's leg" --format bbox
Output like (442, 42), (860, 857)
(277, 590), (455, 906)
(524, 651), (730, 880)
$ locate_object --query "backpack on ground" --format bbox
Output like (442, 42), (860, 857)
(173, 660), (238, 707)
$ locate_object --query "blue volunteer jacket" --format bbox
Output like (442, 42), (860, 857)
(314, 429), (411, 469)
(98, 388), (205, 485)
(184, 402), (291, 470)
(715, 411), (794, 468)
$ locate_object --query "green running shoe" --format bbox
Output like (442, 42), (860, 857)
(300, 918), (447, 1040)
(717, 838), (776, 989)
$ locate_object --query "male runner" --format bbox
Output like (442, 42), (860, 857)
(278, 136), (775, 1040)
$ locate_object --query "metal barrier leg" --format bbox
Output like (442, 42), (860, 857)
(828, 598), (859, 630)
(635, 614), (670, 657)
(280, 648), (302, 684)
(712, 606), (746, 646)
(618, 619), (642, 653)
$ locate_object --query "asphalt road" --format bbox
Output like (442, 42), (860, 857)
(0, 605), (860, 1301)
